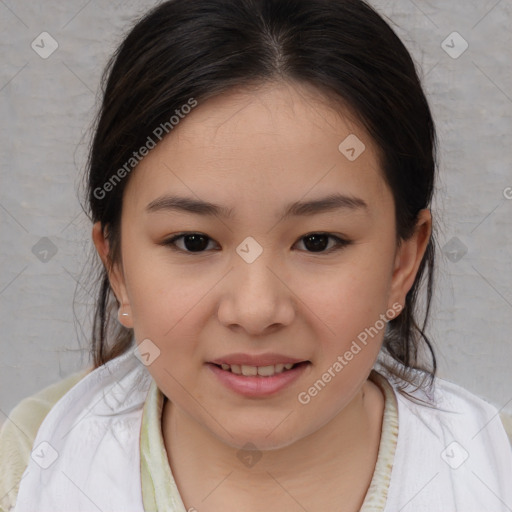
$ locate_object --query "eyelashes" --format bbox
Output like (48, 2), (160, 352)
(162, 233), (217, 253)
(160, 232), (352, 255)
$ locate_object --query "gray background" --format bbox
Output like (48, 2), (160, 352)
(1, 0), (511, 426)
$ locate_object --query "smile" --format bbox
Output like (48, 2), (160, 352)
(207, 361), (311, 397)
(215, 362), (300, 376)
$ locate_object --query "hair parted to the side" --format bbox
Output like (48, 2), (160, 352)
(79, 0), (439, 403)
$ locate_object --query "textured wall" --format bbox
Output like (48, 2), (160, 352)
(1, 0), (511, 425)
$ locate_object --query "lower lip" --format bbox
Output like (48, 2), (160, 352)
(207, 362), (310, 398)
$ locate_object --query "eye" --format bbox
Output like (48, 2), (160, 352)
(161, 232), (218, 253)
(161, 232), (352, 254)
(295, 233), (352, 253)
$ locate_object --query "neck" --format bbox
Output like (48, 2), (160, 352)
(161, 377), (385, 510)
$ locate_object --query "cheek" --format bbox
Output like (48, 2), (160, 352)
(122, 247), (211, 344)
(297, 264), (391, 413)
(125, 259), (209, 395)
(305, 256), (394, 341)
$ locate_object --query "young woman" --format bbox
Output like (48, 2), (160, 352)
(1, 1), (511, 511)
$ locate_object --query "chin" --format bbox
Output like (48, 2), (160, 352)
(209, 419), (304, 452)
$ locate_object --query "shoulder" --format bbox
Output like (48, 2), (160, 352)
(429, 375), (512, 444)
(380, 367), (512, 446)
(0, 368), (92, 512)
(436, 376), (512, 444)
(381, 371), (512, 509)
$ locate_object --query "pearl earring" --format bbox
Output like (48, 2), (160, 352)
(118, 306), (130, 323)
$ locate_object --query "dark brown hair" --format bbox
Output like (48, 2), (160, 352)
(79, 0), (438, 399)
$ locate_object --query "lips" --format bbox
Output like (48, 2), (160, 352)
(207, 359), (311, 397)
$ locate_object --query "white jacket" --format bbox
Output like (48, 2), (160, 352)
(13, 348), (512, 512)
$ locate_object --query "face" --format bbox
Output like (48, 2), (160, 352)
(93, 80), (430, 450)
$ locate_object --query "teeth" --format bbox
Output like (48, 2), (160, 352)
(230, 364), (242, 375)
(241, 365), (258, 376)
(218, 362), (298, 376)
(257, 365), (275, 376)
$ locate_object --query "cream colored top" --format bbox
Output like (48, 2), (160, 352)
(1, 368), (510, 512)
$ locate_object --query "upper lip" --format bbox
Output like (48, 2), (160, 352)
(209, 353), (308, 367)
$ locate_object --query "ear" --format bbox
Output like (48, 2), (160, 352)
(92, 221), (133, 328)
(388, 209), (432, 311)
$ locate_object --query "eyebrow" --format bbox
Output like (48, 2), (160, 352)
(145, 193), (368, 220)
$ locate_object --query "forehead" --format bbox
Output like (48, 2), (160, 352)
(123, 81), (391, 216)
(170, 81), (368, 151)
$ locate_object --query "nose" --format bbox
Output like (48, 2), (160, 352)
(216, 247), (295, 336)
